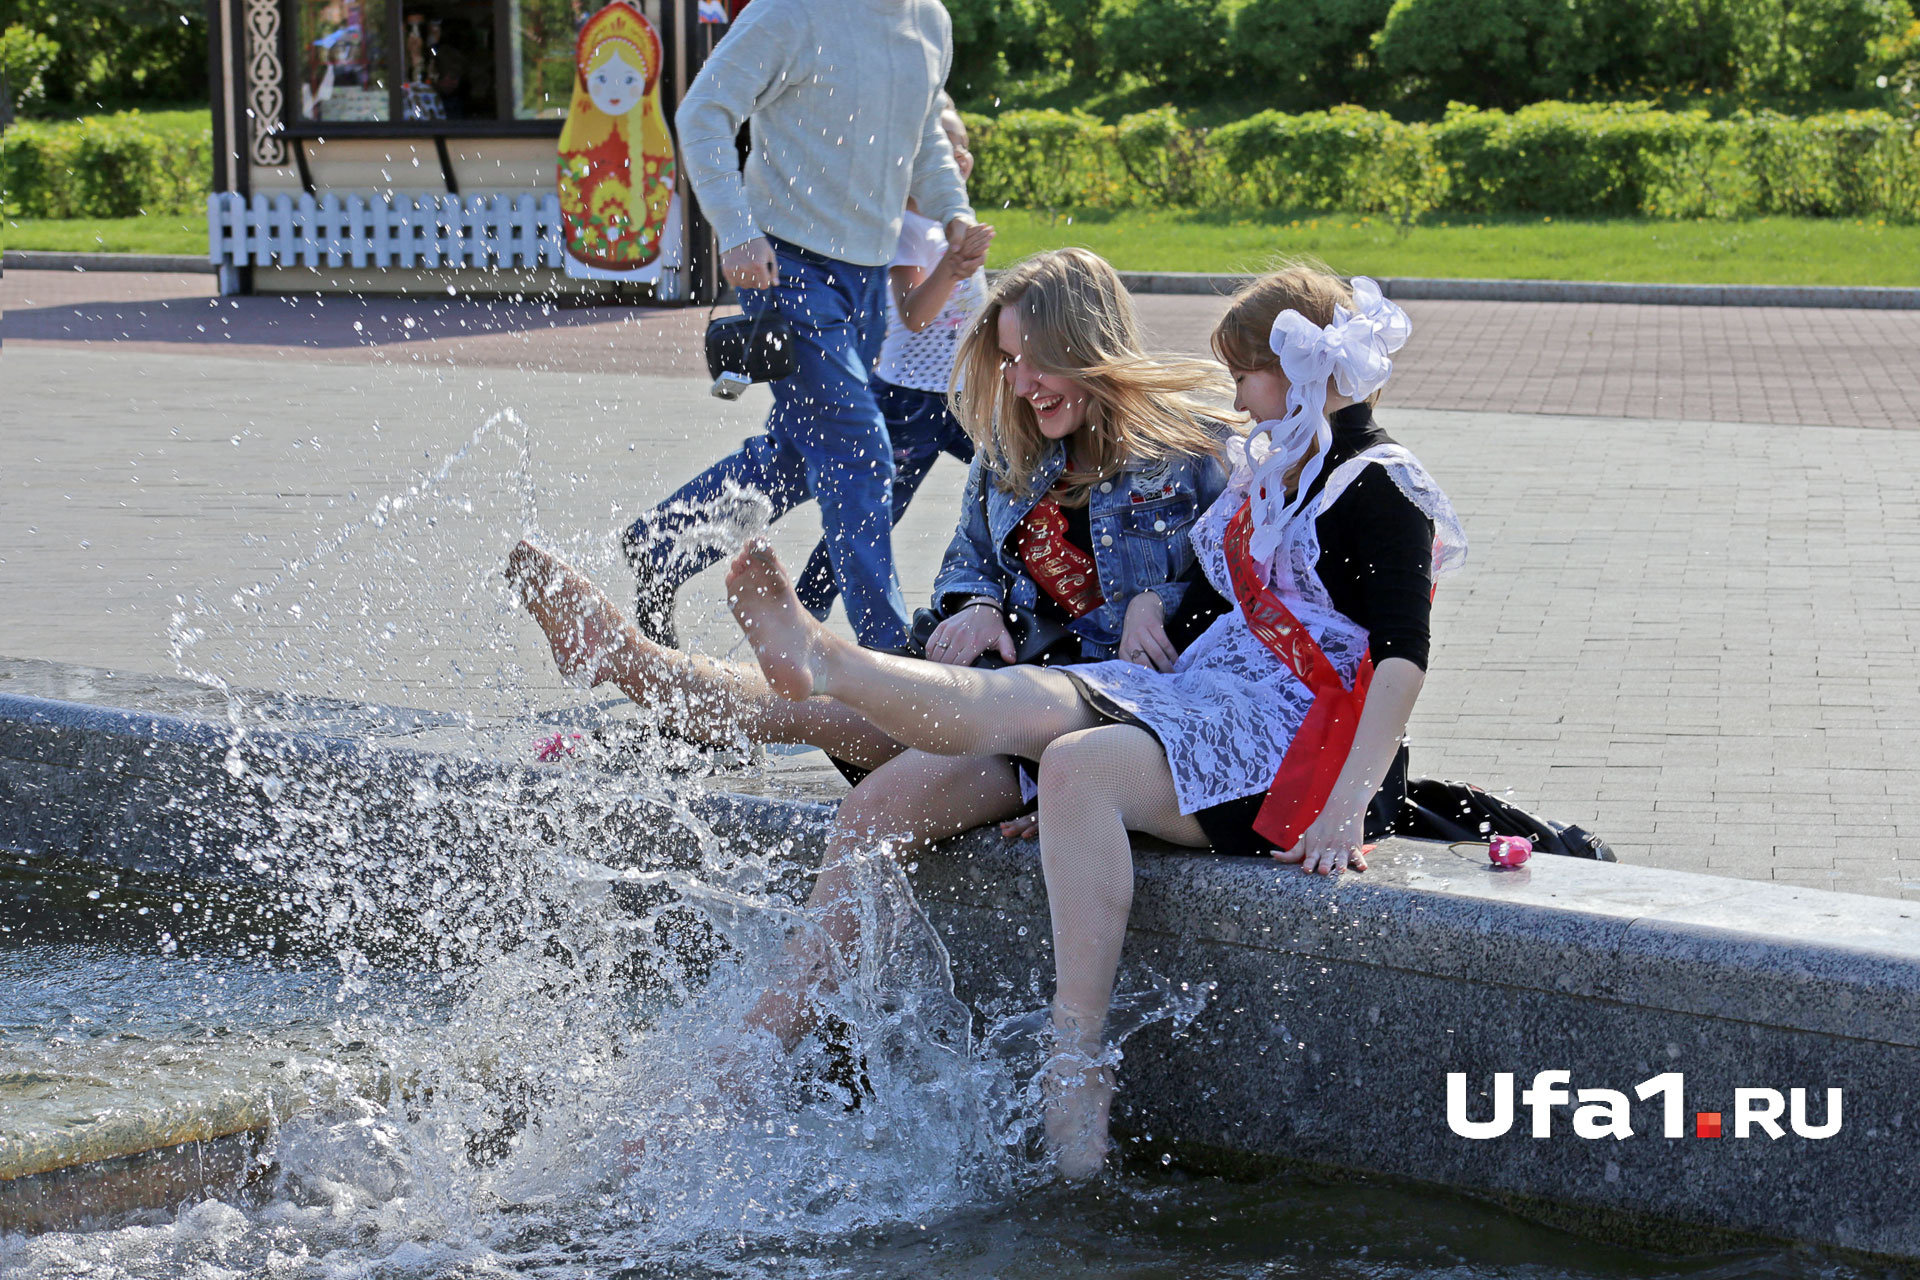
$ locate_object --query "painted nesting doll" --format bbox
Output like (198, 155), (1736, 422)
(557, 0), (678, 279)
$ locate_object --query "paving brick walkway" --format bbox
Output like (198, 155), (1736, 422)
(8, 271), (1919, 427)
(5, 269), (1919, 901)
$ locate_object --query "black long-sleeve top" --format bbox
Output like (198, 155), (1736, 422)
(1166, 404), (1436, 670)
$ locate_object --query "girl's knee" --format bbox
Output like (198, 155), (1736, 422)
(830, 770), (928, 847)
(1035, 727), (1127, 803)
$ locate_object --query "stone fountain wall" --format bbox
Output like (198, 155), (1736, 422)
(2, 657), (1916, 1259)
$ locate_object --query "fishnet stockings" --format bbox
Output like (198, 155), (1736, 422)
(1032, 723), (1206, 1176)
(1035, 723), (1207, 1046)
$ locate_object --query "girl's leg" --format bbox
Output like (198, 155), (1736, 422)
(508, 540), (904, 771)
(743, 749), (1026, 1050)
(725, 542), (1099, 759)
(1033, 724), (1206, 1179)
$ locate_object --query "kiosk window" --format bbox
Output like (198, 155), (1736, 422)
(511, 0), (582, 119)
(297, 0), (392, 121)
(400, 2), (498, 120)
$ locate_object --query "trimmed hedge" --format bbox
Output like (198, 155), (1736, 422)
(1, 111), (211, 219)
(5, 102), (1913, 226)
(966, 101), (1920, 222)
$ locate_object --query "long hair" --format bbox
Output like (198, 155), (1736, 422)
(951, 248), (1233, 505)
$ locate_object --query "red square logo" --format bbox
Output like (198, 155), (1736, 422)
(1696, 1112), (1722, 1138)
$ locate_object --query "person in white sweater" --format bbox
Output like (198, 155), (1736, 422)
(793, 100), (993, 619)
(621, 0), (988, 652)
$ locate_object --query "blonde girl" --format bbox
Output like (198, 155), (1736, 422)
(712, 262), (1466, 1178)
(509, 248), (1234, 1084)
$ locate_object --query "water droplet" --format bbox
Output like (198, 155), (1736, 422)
(224, 747), (247, 778)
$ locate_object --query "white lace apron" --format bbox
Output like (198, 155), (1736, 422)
(1069, 441), (1468, 814)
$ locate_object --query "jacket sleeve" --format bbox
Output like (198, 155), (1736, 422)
(931, 455), (1007, 609)
(671, 0), (805, 253)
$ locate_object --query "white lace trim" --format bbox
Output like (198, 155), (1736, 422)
(1072, 445), (1465, 814)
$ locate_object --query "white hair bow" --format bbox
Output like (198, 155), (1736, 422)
(1242, 276), (1411, 571)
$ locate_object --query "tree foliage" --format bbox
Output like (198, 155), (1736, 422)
(0, 0), (205, 114)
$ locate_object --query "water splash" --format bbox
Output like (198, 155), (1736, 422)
(5, 408), (1119, 1278)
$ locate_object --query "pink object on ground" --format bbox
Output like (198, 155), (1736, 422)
(535, 732), (585, 762)
(1489, 835), (1533, 867)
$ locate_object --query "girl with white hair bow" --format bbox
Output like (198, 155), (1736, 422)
(716, 261), (1466, 1180)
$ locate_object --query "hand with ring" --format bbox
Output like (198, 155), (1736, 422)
(925, 601), (1013, 666)
(1119, 591), (1178, 671)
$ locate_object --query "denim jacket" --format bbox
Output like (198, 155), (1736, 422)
(931, 437), (1232, 659)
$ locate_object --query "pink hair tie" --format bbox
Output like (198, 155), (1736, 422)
(1489, 835), (1532, 867)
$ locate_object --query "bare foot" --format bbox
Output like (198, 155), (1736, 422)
(1042, 1050), (1115, 1181)
(725, 539), (829, 701)
(506, 539), (634, 688)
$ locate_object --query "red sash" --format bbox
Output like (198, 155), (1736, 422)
(1016, 490), (1106, 620)
(1224, 499), (1373, 850)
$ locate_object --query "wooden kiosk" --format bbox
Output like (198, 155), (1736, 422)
(204, 0), (725, 300)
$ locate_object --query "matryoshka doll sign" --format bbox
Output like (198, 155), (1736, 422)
(557, 0), (680, 283)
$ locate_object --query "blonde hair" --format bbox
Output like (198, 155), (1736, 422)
(1209, 257), (1357, 375)
(951, 248), (1233, 504)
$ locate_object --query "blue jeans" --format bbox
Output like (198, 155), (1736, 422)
(795, 380), (974, 620)
(625, 238), (910, 648)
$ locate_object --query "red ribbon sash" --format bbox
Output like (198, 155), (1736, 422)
(1016, 491), (1106, 620)
(1224, 499), (1373, 851)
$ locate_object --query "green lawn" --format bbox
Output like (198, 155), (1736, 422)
(3, 215), (206, 255)
(982, 210), (1920, 286)
(7, 208), (1918, 286)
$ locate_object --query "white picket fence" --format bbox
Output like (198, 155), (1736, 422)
(207, 191), (566, 270)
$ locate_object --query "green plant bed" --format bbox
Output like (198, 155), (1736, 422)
(2, 215), (204, 256)
(981, 209), (1920, 286)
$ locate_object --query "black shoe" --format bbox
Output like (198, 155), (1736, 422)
(815, 1013), (875, 1112)
(622, 527), (679, 648)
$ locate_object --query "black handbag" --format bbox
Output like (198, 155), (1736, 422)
(705, 307), (797, 399)
(1393, 778), (1616, 860)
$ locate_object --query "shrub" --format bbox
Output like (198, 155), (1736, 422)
(960, 99), (1918, 223)
(1743, 108), (1920, 217)
(1113, 107), (1218, 206)
(1727, 0), (1916, 96)
(1224, 0), (1396, 109)
(946, 0), (1045, 94)
(1097, 0), (1232, 95)
(1430, 101), (1717, 216)
(1372, 0), (1598, 107)
(0, 0), (206, 113)
(966, 108), (1120, 214)
(0, 23), (57, 114)
(1, 110), (210, 218)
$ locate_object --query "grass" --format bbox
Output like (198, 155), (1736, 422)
(7, 208), (1917, 285)
(3, 215), (207, 255)
(980, 209), (1920, 286)
(10, 106), (211, 131)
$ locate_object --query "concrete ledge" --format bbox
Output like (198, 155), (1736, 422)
(9, 254), (1912, 308)
(3, 251), (217, 275)
(2, 656), (1916, 1260)
(1107, 271), (1920, 309)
